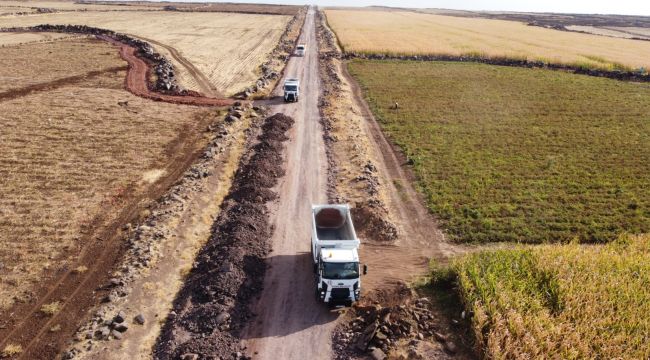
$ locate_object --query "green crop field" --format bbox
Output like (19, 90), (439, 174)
(349, 60), (650, 243)
(433, 234), (650, 359)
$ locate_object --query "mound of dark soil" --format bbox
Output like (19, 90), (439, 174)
(154, 113), (294, 360)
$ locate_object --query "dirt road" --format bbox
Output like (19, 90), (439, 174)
(100, 35), (233, 106)
(243, 7), (337, 359)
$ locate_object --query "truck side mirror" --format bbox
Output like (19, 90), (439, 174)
(363, 264), (368, 275)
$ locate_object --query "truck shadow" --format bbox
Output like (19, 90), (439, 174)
(239, 252), (340, 340)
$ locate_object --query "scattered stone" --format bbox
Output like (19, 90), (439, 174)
(444, 340), (458, 354)
(114, 323), (128, 333)
(134, 314), (145, 325)
(111, 329), (123, 340)
(114, 311), (126, 323)
(369, 348), (386, 360)
(181, 354), (199, 360)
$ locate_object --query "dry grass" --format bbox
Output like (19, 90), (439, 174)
(0, 37), (116, 91)
(325, 9), (650, 71)
(0, 0), (155, 12)
(0, 38), (211, 311)
(1, 344), (22, 358)
(0, 32), (77, 47)
(40, 301), (61, 316)
(0, 10), (291, 95)
(439, 234), (650, 359)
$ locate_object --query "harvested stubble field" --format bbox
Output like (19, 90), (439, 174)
(0, 37), (214, 311)
(0, 10), (291, 96)
(325, 9), (650, 70)
(0, 31), (75, 47)
(433, 234), (650, 359)
(349, 60), (650, 243)
(0, 0), (155, 12)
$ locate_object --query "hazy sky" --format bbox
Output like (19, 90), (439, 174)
(226, 0), (650, 16)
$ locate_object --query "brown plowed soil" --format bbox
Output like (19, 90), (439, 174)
(99, 35), (234, 106)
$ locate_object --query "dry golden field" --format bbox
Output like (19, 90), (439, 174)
(0, 31), (76, 47)
(325, 9), (650, 70)
(0, 11), (291, 95)
(0, 37), (212, 311)
(0, 0), (155, 12)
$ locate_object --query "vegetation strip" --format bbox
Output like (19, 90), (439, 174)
(433, 234), (650, 358)
(343, 52), (650, 83)
(349, 60), (650, 243)
(154, 113), (294, 359)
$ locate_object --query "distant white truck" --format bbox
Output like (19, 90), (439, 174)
(295, 44), (306, 56)
(283, 78), (300, 102)
(311, 204), (366, 306)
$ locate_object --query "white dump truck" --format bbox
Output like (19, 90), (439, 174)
(283, 78), (300, 102)
(295, 44), (306, 56)
(311, 204), (366, 306)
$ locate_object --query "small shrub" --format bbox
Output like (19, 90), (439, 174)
(1, 344), (23, 358)
(40, 301), (61, 316)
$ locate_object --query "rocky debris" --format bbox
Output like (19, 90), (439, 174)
(332, 284), (460, 360)
(342, 52), (650, 83)
(64, 108), (259, 359)
(351, 200), (398, 242)
(315, 11), (399, 244)
(234, 8), (307, 99)
(154, 113), (294, 359)
(0, 24), (187, 94)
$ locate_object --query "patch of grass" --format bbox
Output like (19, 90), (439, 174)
(349, 59), (650, 243)
(73, 265), (88, 274)
(1, 344), (22, 358)
(40, 301), (61, 316)
(441, 234), (650, 359)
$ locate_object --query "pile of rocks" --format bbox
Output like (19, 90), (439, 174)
(1, 24), (184, 93)
(333, 292), (459, 360)
(154, 113), (295, 360)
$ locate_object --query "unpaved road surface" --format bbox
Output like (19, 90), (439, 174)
(244, 7), (337, 359)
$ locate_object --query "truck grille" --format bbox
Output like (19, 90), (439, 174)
(330, 287), (350, 300)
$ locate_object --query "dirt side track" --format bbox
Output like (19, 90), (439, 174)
(103, 36), (233, 106)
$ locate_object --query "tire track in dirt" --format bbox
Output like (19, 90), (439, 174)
(134, 35), (224, 98)
(99, 36), (234, 106)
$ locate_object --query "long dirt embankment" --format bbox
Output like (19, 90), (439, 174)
(153, 113), (294, 359)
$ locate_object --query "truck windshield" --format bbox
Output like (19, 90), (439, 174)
(284, 85), (297, 91)
(323, 262), (359, 280)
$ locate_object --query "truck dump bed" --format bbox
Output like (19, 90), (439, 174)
(315, 207), (355, 240)
(311, 205), (360, 249)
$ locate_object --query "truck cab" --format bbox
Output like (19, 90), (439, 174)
(283, 78), (299, 102)
(311, 204), (366, 306)
(295, 44), (306, 57)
